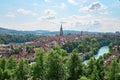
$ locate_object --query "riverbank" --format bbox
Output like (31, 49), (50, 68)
(84, 46), (109, 64)
(94, 46), (109, 59)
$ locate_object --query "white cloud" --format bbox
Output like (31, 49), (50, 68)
(17, 8), (38, 16)
(68, 0), (77, 5)
(44, 0), (51, 2)
(1, 11), (120, 32)
(38, 9), (56, 21)
(6, 12), (16, 18)
(58, 14), (120, 32)
(96, 18), (120, 32)
(61, 3), (67, 9)
(17, 8), (31, 14)
(80, 2), (107, 12)
(68, 0), (88, 5)
(80, 7), (89, 12)
(58, 15), (98, 30)
(44, 9), (56, 15)
(100, 11), (109, 15)
(38, 15), (55, 21)
(33, 3), (39, 6)
(1, 15), (120, 32)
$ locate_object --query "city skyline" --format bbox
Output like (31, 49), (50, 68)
(0, 0), (120, 32)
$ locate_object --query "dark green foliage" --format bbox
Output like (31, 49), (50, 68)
(12, 47), (22, 54)
(0, 47), (120, 80)
(0, 57), (7, 72)
(47, 46), (66, 80)
(7, 56), (17, 70)
(108, 59), (120, 80)
(0, 57), (11, 80)
(15, 59), (30, 80)
(62, 41), (78, 53)
(62, 37), (100, 60)
(26, 46), (35, 54)
(32, 48), (46, 80)
(68, 49), (83, 80)
(89, 65), (100, 80)
(96, 57), (105, 80)
(80, 76), (91, 80)
(0, 34), (39, 44)
(87, 58), (96, 76)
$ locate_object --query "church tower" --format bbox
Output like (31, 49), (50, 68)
(60, 24), (63, 36)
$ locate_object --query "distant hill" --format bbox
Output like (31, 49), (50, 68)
(45, 30), (81, 35)
(35, 30), (50, 33)
(0, 27), (34, 35)
(0, 27), (50, 35)
(0, 27), (103, 35)
(0, 27), (81, 35)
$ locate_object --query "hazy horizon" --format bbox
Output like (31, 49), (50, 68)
(0, 0), (120, 32)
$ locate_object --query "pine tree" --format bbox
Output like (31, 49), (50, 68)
(32, 48), (46, 80)
(80, 76), (91, 80)
(0, 57), (10, 80)
(89, 65), (100, 80)
(15, 59), (29, 80)
(96, 57), (105, 80)
(7, 56), (17, 80)
(87, 58), (96, 76)
(47, 46), (66, 80)
(68, 49), (83, 80)
(7, 56), (17, 70)
(109, 59), (120, 80)
(0, 57), (6, 71)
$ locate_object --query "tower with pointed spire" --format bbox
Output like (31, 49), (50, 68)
(60, 24), (63, 36)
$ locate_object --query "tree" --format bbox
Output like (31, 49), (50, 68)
(32, 48), (46, 80)
(77, 44), (84, 53)
(0, 57), (6, 72)
(7, 56), (17, 80)
(53, 45), (66, 56)
(89, 65), (100, 80)
(15, 59), (29, 80)
(47, 46), (66, 80)
(13, 47), (22, 54)
(87, 58), (96, 76)
(95, 57), (105, 80)
(68, 49), (83, 80)
(115, 63), (120, 80)
(1, 69), (11, 80)
(0, 57), (11, 80)
(7, 56), (17, 70)
(80, 76), (91, 80)
(26, 46), (35, 54)
(108, 59), (120, 80)
(0, 68), (2, 79)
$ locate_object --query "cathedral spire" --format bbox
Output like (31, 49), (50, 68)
(60, 24), (63, 36)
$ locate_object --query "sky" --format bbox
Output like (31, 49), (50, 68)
(0, 0), (120, 32)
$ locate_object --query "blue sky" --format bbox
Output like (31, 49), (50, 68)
(0, 0), (120, 32)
